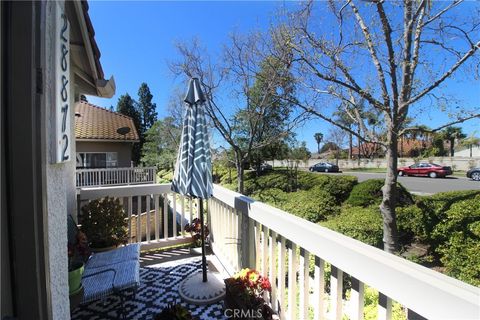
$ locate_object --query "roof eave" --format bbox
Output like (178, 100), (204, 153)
(76, 138), (140, 143)
(73, 1), (116, 98)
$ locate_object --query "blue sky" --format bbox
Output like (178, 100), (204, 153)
(87, 1), (480, 152)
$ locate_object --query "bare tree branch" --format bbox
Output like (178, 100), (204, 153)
(407, 41), (480, 105)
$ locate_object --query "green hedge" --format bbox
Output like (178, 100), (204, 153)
(414, 190), (480, 246)
(252, 187), (340, 223)
(344, 179), (413, 207)
(433, 195), (480, 286)
(282, 188), (340, 222)
(321, 206), (383, 248)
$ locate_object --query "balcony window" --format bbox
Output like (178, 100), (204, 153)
(76, 152), (117, 169)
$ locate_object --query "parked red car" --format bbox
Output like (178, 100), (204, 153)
(397, 162), (452, 178)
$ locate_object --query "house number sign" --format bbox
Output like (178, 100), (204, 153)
(55, 5), (71, 163)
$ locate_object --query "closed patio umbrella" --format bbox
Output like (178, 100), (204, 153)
(172, 78), (225, 304)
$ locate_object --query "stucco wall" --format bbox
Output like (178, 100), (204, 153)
(43, 2), (70, 319)
(269, 157), (480, 171)
(454, 146), (480, 158)
(76, 141), (133, 167)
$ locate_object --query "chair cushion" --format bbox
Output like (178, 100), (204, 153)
(82, 260), (140, 303)
(85, 243), (140, 269)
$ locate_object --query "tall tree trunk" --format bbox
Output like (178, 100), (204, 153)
(348, 132), (353, 160)
(357, 128), (361, 166)
(235, 152), (244, 194)
(400, 135), (404, 158)
(380, 131), (399, 253)
(450, 139), (455, 157)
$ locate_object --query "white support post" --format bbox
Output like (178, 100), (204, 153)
(350, 277), (365, 320)
(299, 248), (310, 320)
(287, 242), (298, 320)
(314, 256), (325, 320)
(330, 265), (344, 320)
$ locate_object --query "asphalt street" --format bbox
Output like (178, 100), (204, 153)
(318, 171), (480, 195)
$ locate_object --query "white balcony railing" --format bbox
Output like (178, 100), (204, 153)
(78, 183), (480, 320)
(76, 167), (156, 188)
(78, 183), (194, 250)
(208, 185), (480, 320)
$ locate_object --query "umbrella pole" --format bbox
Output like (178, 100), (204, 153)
(200, 198), (208, 282)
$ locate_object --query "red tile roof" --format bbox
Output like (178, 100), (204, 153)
(75, 102), (139, 141)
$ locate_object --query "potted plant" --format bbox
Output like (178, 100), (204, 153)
(154, 304), (198, 320)
(185, 218), (210, 255)
(224, 268), (273, 320)
(80, 197), (128, 251)
(68, 230), (90, 309)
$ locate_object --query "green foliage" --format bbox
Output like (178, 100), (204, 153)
(396, 205), (425, 242)
(142, 117), (181, 170)
(361, 287), (407, 320)
(320, 141), (340, 153)
(321, 206), (383, 248)
(441, 126), (466, 156)
(117, 93), (143, 164)
(345, 179), (413, 207)
(154, 304), (196, 320)
(80, 197), (128, 248)
(137, 82), (158, 131)
(433, 195), (480, 286)
(157, 169), (174, 183)
(300, 174), (357, 204)
(252, 186), (340, 223)
(414, 190), (480, 245)
(242, 169), (357, 201)
(284, 188), (340, 222)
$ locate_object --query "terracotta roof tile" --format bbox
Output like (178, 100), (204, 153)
(75, 102), (139, 141)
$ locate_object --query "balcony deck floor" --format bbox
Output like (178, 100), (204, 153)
(71, 248), (228, 320)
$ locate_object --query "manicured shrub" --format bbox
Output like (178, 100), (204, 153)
(80, 197), (128, 248)
(252, 188), (339, 223)
(433, 195), (480, 286)
(396, 205), (425, 242)
(244, 171), (291, 195)
(321, 206), (383, 248)
(345, 179), (413, 207)
(251, 188), (289, 207)
(313, 175), (358, 204)
(414, 190), (480, 249)
(282, 189), (340, 223)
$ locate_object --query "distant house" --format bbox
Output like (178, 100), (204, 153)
(75, 102), (139, 168)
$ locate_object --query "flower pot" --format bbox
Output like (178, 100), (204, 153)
(189, 247), (203, 255)
(68, 262), (84, 294)
(69, 285), (84, 311)
(189, 244), (212, 256)
(224, 278), (273, 320)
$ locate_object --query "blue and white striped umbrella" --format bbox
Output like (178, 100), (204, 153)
(171, 78), (212, 200)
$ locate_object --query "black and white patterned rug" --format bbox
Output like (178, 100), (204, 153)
(71, 259), (227, 320)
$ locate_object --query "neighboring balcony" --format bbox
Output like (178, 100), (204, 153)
(75, 167), (156, 188)
(75, 183), (480, 320)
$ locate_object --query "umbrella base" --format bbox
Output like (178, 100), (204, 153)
(178, 271), (226, 305)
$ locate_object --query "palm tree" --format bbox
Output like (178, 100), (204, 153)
(314, 133), (323, 154)
(441, 126), (467, 157)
